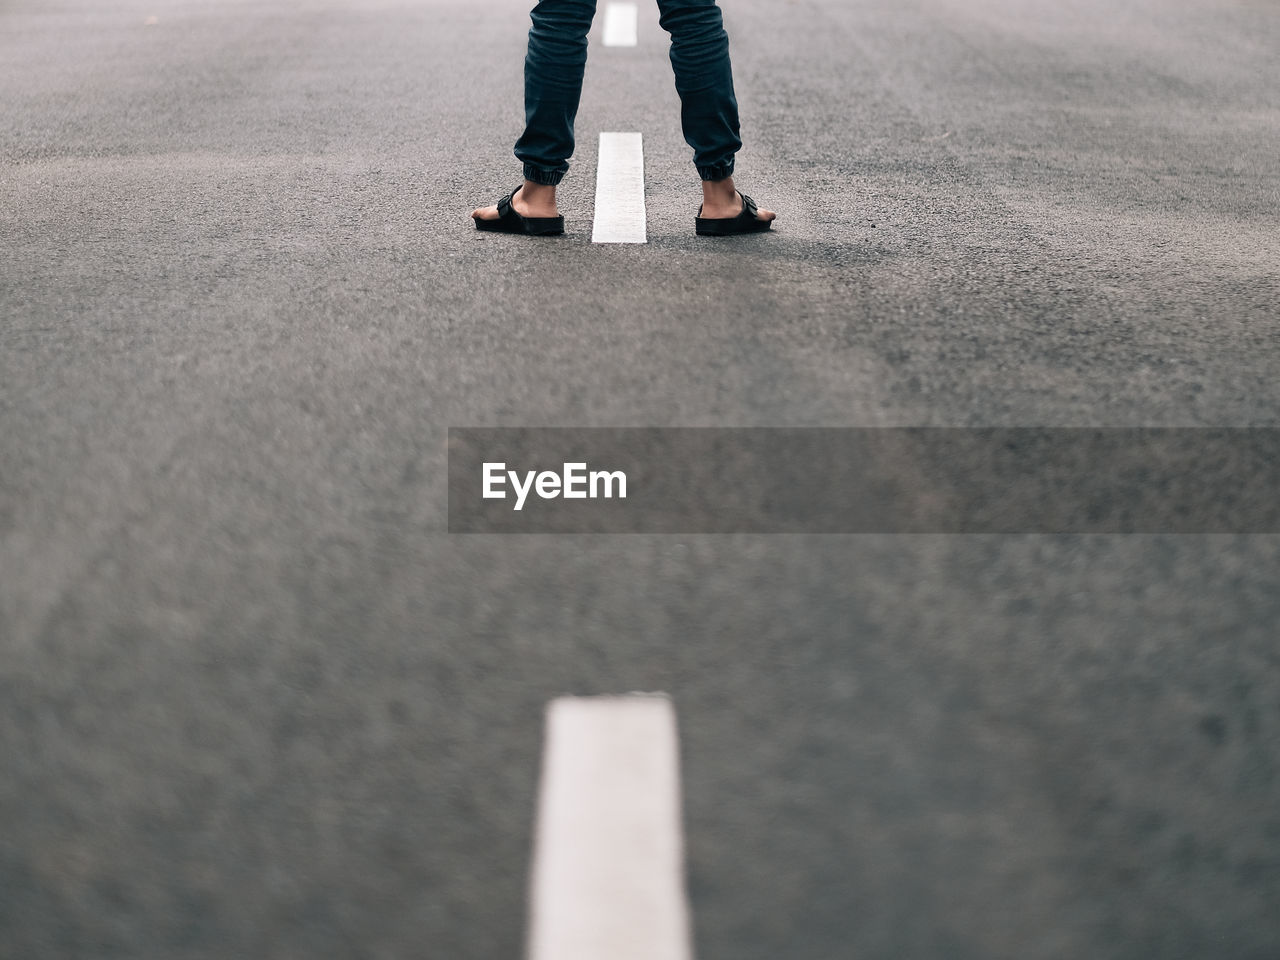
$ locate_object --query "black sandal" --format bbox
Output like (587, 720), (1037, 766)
(473, 186), (564, 236)
(695, 192), (773, 236)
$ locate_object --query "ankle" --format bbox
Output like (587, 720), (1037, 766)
(520, 180), (556, 203)
(514, 180), (558, 216)
(701, 176), (737, 204)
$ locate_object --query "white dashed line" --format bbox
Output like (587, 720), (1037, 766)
(591, 132), (647, 244)
(602, 2), (638, 47)
(526, 695), (692, 960)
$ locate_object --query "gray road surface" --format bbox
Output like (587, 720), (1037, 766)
(2, 0), (1279, 957)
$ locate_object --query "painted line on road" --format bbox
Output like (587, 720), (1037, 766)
(592, 132), (647, 244)
(602, 2), (638, 47)
(526, 695), (692, 960)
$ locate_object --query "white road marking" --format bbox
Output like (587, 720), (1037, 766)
(526, 695), (692, 960)
(602, 2), (638, 47)
(592, 132), (647, 244)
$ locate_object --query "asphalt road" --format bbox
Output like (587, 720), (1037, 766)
(3, 0), (1279, 957)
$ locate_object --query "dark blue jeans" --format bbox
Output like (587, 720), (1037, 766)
(514, 0), (742, 185)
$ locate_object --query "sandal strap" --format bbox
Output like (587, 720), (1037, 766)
(739, 193), (758, 219)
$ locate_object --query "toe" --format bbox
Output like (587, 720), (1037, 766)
(745, 193), (776, 222)
(471, 205), (500, 221)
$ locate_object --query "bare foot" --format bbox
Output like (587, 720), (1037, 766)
(471, 181), (559, 222)
(699, 176), (776, 222)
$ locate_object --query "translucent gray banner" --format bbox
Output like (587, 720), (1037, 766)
(447, 428), (1280, 533)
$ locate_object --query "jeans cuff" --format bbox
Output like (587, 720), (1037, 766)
(697, 159), (736, 182)
(522, 164), (565, 186)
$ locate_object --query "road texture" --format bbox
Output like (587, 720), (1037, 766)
(2, 0), (1279, 957)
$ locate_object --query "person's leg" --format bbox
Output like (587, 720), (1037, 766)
(655, 0), (773, 224)
(656, 0), (739, 181)
(474, 0), (597, 223)
(516, 0), (598, 185)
